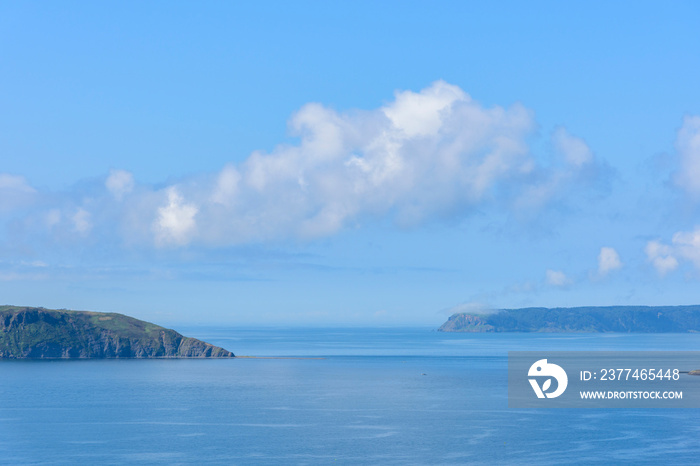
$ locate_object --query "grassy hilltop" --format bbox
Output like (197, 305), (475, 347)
(0, 305), (234, 359)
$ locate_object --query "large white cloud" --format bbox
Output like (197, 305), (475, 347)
(2, 81), (606, 249)
(145, 81), (602, 246)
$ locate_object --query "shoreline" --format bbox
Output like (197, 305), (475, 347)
(235, 356), (326, 359)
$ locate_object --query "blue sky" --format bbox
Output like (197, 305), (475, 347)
(1, 1), (700, 326)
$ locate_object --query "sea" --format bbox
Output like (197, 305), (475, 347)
(2, 327), (700, 465)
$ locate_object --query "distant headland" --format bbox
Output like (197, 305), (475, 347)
(438, 305), (700, 333)
(0, 305), (234, 359)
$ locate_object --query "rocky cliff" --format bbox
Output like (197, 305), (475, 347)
(438, 313), (495, 332)
(0, 306), (234, 358)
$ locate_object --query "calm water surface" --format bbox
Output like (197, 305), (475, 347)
(1, 328), (699, 464)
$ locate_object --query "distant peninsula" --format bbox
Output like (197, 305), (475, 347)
(0, 306), (234, 359)
(438, 305), (700, 333)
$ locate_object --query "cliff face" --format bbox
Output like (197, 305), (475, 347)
(438, 313), (495, 332)
(438, 305), (700, 333)
(0, 306), (234, 359)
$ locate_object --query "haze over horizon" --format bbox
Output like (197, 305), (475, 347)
(1, 2), (700, 326)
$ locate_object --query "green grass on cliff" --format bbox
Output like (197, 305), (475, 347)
(1, 305), (170, 338)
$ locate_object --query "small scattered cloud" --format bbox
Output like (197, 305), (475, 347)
(645, 241), (679, 276)
(598, 246), (622, 276)
(546, 269), (571, 287)
(643, 228), (700, 276)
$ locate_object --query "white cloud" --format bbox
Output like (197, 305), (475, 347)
(149, 81), (602, 246)
(383, 81), (467, 138)
(2, 81), (610, 249)
(645, 227), (700, 276)
(72, 208), (92, 235)
(546, 269), (571, 287)
(153, 188), (198, 246)
(598, 246), (622, 276)
(673, 115), (700, 198)
(645, 237), (683, 276)
(147, 80), (548, 245)
(105, 169), (135, 200)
